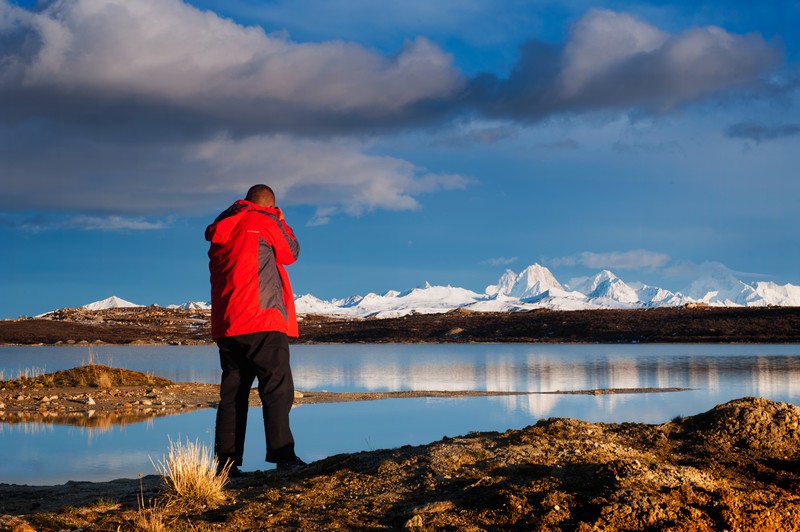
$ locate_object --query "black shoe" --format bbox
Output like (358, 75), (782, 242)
(226, 465), (244, 477)
(276, 457), (307, 471)
(217, 461), (243, 478)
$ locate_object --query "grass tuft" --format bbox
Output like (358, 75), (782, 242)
(0, 366), (47, 382)
(1, 365), (172, 389)
(152, 437), (230, 509)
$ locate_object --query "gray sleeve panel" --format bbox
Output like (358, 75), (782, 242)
(286, 231), (300, 260)
(258, 237), (287, 319)
(256, 210), (300, 261)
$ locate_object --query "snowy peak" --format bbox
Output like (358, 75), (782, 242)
(485, 269), (518, 297)
(571, 270), (617, 295)
(635, 285), (685, 307)
(82, 296), (141, 311)
(486, 263), (563, 299)
(584, 271), (639, 304)
(167, 301), (211, 310)
(752, 282), (800, 306)
(683, 271), (758, 306)
(296, 283), (484, 319)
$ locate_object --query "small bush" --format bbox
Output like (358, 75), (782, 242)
(152, 438), (230, 509)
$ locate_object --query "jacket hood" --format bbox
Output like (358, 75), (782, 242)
(205, 200), (281, 244)
(205, 201), (248, 244)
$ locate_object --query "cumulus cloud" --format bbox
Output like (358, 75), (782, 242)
(0, 0), (470, 224)
(552, 249), (670, 270)
(0, 213), (168, 232)
(469, 9), (780, 120)
(726, 122), (800, 142)
(0, 132), (469, 221)
(188, 135), (471, 224)
(0, 0), (462, 127)
(0, 2), (785, 224)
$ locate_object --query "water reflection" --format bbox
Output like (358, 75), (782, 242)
(2, 344), (800, 485)
(1, 410), (174, 429)
(3, 344), (800, 396)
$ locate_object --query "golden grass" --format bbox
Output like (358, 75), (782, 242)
(0, 364), (173, 389)
(134, 500), (169, 532)
(0, 366), (47, 382)
(152, 438), (231, 509)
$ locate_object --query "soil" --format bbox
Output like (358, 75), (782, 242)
(3, 305), (800, 345)
(1, 385), (800, 530)
(2, 308), (800, 530)
(0, 365), (800, 531)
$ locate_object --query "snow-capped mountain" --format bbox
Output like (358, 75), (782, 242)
(296, 283), (485, 319)
(752, 282), (800, 306)
(167, 301), (211, 310)
(682, 269), (758, 306)
(486, 264), (563, 299)
(70, 263), (800, 319)
(82, 296), (141, 311)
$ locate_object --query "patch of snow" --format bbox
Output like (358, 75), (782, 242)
(82, 296), (141, 311)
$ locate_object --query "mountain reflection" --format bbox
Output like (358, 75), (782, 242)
(292, 348), (800, 419)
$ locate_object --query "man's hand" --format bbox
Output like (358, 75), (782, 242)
(275, 207), (284, 221)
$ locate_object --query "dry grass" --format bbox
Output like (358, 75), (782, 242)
(134, 499), (169, 532)
(152, 438), (231, 510)
(135, 474), (170, 532)
(0, 366), (47, 382)
(0, 364), (172, 389)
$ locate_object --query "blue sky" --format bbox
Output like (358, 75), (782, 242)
(1, 0), (798, 318)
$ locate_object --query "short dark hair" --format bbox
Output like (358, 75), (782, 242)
(245, 184), (275, 206)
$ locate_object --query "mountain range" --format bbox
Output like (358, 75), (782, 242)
(74, 263), (800, 319)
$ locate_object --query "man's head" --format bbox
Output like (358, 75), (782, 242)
(245, 184), (275, 207)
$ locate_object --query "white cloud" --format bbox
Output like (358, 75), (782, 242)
(567, 10), (780, 107)
(559, 10), (668, 98)
(552, 250), (670, 270)
(0, 1), (786, 224)
(65, 215), (169, 231)
(189, 135), (471, 223)
(476, 8), (781, 119)
(3, 214), (169, 232)
(0, 131), (471, 221)
(2, 0), (462, 117)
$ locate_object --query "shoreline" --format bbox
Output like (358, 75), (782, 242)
(2, 367), (799, 529)
(2, 306), (800, 345)
(0, 375), (693, 425)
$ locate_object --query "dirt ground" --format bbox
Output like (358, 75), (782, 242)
(1, 385), (799, 530)
(3, 305), (800, 345)
(2, 308), (800, 530)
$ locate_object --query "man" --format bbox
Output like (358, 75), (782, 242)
(205, 184), (304, 474)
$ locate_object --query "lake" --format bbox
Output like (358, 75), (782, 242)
(2, 343), (800, 485)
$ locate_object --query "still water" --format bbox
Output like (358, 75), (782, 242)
(2, 343), (800, 485)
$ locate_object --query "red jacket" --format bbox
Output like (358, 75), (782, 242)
(205, 200), (300, 339)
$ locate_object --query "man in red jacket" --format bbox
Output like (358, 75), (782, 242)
(205, 184), (304, 474)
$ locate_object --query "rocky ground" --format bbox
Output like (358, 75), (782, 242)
(2, 305), (800, 345)
(1, 380), (799, 530)
(2, 308), (800, 530)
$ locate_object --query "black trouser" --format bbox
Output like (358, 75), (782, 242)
(214, 331), (296, 465)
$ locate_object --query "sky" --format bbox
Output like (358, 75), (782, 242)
(1, 0), (799, 318)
